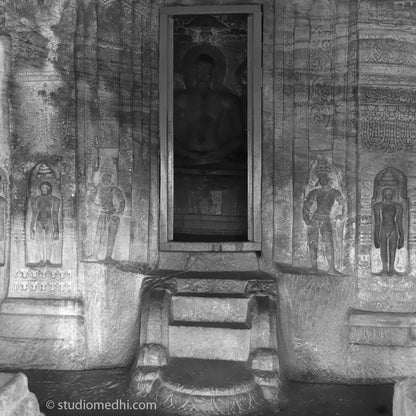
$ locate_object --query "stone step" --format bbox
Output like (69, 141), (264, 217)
(170, 295), (251, 326)
(149, 358), (267, 416)
(169, 326), (251, 361)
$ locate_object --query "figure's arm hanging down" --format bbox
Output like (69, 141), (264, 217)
(396, 204), (404, 249)
(30, 198), (38, 239)
(52, 197), (60, 239)
(373, 203), (381, 249)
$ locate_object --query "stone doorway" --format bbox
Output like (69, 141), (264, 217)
(159, 5), (262, 251)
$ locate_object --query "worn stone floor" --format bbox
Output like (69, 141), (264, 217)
(9, 368), (393, 416)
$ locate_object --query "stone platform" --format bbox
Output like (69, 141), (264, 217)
(0, 298), (87, 369)
(151, 358), (266, 415)
(0, 372), (43, 416)
(129, 271), (280, 415)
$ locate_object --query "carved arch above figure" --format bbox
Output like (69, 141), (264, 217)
(372, 167), (407, 202)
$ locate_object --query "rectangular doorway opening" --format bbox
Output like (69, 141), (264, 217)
(160, 5), (262, 251)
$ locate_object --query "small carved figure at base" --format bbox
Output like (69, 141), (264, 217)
(373, 188), (404, 276)
(303, 164), (345, 275)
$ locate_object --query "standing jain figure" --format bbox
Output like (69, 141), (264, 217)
(303, 171), (345, 274)
(85, 172), (125, 263)
(373, 187), (404, 275)
(30, 182), (60, 267)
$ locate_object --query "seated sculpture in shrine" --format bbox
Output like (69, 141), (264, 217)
(174, 53), (245, 168)
(373, 187), (404, 275)
(29, 182), (60, 267)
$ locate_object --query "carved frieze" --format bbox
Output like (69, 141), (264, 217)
(361, 105), (416, 152)
(361, 73), (416, 86)
(361, 87), (416, 105)
(310, 26), (334, 73)
(361, 39), (416, 66)
(361, 0), (416, 24)
(13, 269), (72, 294)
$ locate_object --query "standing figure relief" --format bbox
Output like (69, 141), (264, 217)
(373, 188), (404, 275)
(371, 167), (408, 275)
(26, 163), (62, 267)
(84, 171), (125, 263)
(303, 157), (346, 275)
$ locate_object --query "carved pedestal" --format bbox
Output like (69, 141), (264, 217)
(130, 272), (281, 415)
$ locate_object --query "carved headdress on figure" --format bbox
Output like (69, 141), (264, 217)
(305, 156), (345, 197)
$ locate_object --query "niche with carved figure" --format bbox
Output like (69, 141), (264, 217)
(25, 163), (62, 267)
(371, 167), (409, 275)
(160, 5), (262, 250)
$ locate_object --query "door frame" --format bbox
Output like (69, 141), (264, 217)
(159, 5), (262, 252)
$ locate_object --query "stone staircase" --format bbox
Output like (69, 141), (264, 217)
(129, 271), (280, 415)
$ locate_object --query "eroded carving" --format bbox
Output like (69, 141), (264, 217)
(26, 163), (62, 267)
(142, 277), (178, 295)
(244, 280), (278, 299)
(372, 168), (408, 275)
(84, 150), (126, 263)
(361, 106), (416, 152)
(303, 157), (346, 274)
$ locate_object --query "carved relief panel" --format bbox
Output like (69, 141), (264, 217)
(83, 147), (130, 263)
(356, 155), (416, 310)
(371, 167), (408, 275)
(302, 156), (346, 274)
